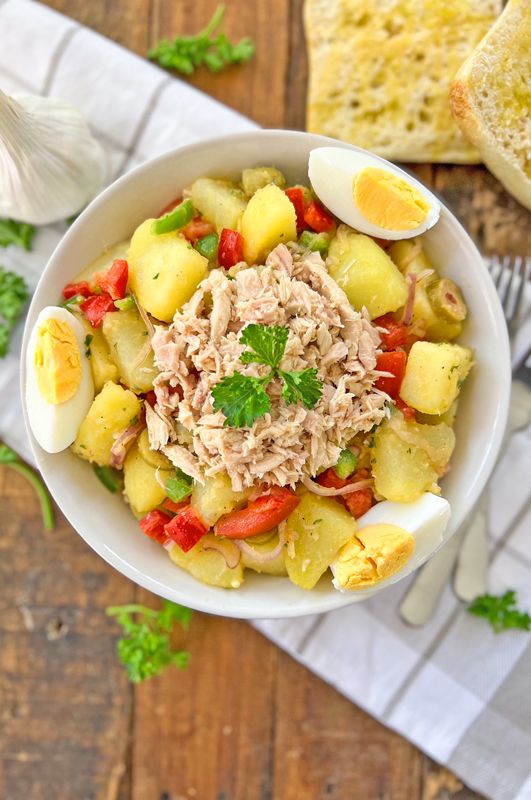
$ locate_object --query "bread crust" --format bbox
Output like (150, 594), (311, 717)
(450, 0), (531, 210)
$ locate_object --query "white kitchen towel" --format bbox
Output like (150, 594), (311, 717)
(1, 3), (530, 800)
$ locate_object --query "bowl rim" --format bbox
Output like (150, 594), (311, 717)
(21, 129), (511, 619)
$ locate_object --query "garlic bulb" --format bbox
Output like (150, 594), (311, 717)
(0, 90), (107, 225)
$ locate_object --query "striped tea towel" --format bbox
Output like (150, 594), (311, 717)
(1, 3), (530, 799)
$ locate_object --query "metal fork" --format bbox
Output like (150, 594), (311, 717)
(400, 255), (531, 626)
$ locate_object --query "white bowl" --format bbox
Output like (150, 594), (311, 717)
(21, 130), (511, 619)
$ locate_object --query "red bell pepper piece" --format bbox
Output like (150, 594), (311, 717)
(303, 200), (335, 233)
(164, 506), (208, 552)
(215, 487), (300, 539)
(395, 397), (416, 422)
(285, 187), (306, 235)
(218, 228), (244, 269)
(344, 488), (373, 519)
(139, 509), (173, 544)
(161, 498), (188, 515)
(181, 215), (216, 243)
(374, 350), (407, 399)
(94, 259), (128, 301)
(144, 390), (157, 407)
(80, 293), (116, 327)
(316, 469), (349, 490)
(373, 314), (409, 350)
(63, 281), (92, 299)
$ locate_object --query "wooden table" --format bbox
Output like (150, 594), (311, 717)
(2, 2), (529, 798)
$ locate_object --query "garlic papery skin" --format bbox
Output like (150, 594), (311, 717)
(0, 90), (107, 225)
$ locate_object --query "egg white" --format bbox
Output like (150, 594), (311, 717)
(331, 493), (450, 594)
(308, 147), (441, 240)
(25, 306), (94, 453)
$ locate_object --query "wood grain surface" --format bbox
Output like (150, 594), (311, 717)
(4, 1), (527, 798)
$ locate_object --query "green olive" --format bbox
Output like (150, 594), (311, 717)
(428, 278), (468, 322)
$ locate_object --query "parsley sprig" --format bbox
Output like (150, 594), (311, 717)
(0, 218), (35, 251)
(148, 5), (255, 75)
(106, 601), (192, 683)
(468, 590), (531, 633)
(0, 266), (29, 358)
(212, 324), (323, 428)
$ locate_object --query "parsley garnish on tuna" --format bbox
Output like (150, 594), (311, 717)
(212, 323), (323, 428)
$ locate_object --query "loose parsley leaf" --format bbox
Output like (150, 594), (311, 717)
(0, 218), (35, 251)
(468, 590), (531, 633)
(240, 323), (288, 369)
(0, 266), (29, 358)
(106, 601), (192, 683)
(212, 372), (271, 428)
(148, 4), (255, 76)
(0, 443), (54, 530)
(166, 469), (194, 502)
(280, 368), (322, 409)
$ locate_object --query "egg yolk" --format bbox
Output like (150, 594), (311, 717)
(34, 318), (82, 404)
(333, 523), (414, 590)
(353, 167), (430, 231)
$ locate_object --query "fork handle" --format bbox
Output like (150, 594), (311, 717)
(453, 500), (488, 602)
(399, 529), (464, 626)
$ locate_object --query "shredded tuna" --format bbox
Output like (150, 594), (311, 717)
(150, 244), (386, 490)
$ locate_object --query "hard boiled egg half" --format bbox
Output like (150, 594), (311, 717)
(308, 147), (440, 240)
(331, 493), (450, 595)
(25, 306), (94, 453)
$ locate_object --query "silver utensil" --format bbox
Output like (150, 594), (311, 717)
(400, 255), (531, 626)
(454, 256), (531, 600)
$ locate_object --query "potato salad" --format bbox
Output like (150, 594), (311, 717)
(26, 148), (473, 593)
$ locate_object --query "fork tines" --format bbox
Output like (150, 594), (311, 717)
(486, 255), (531, 332)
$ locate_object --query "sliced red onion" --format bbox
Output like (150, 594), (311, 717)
(110, 412), (146, 469)
(302, 475), (373, 497)
(234, 524), (288, 564)
(132, 293), (155, 338)
(401, 273), (417, 327)
(202, 541), (241, 569)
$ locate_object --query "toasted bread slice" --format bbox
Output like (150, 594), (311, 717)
(305, 0), (501, 163)
(451, 0), (531, 209)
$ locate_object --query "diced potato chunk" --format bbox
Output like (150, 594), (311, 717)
(372, 414), (455, 502)
(372, 425), (438, 503)
(241, 166), (286, 196)
(241, 532), (287, 576)
(123, 441), (172, 517)
(137, 429), (173, 469)
(399, 341), (473, 415)
(190, 177), (247, 233)
(169, 534), (244, 588)
(102, 307), (157, 393)
(128, 220), (208, 322)
(82, 322), (118, 391)
(417, 401), (458, 427)
(241, 183), (297, 264)
(327, 226), (407, 318)
(72, 381), (141, 466)
(191, 472), (251, 527)
(285, 493), (357, 590)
